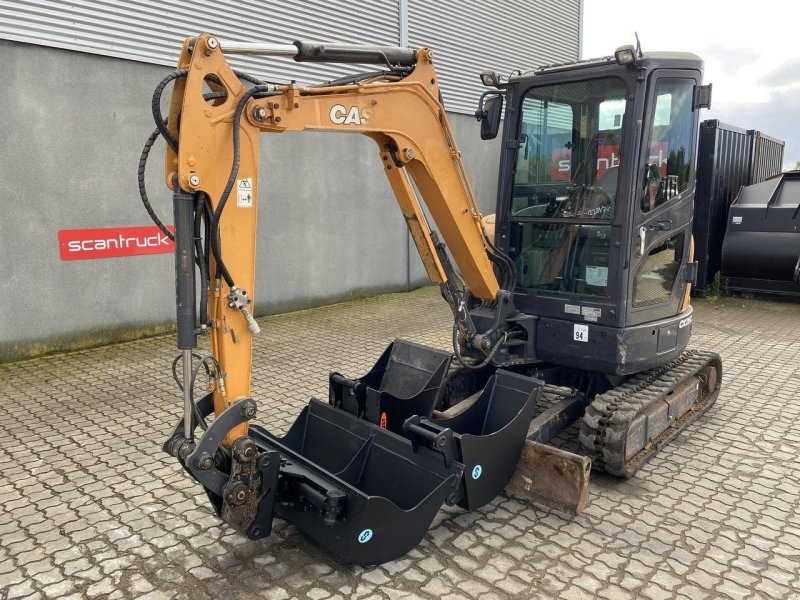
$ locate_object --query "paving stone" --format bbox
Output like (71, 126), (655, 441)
(1, 289), (798, 599)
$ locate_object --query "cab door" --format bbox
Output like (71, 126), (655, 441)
(627, 72), (701, 326)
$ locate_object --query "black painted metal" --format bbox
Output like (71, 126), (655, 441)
(692, 121), (785, 296)
(423, 370), (542, 510)
(527, 393), (591, 443)
(251, 399), (463, 565)
(721, 171), (800, 296)
(328, 341), (542, 510)
(534, 307), (693, 376)
(163, 394), (281, 539)
(292, 40), (417, 67)
(330, 339), (452, 431)
(172, 179), (197, 349)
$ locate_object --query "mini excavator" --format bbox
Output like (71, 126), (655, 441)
(142, 34), (721, 565)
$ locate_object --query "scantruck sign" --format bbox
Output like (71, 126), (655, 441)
(58, 225), (174, 261)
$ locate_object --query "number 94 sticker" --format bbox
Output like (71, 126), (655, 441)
(573, 324), (589, 343)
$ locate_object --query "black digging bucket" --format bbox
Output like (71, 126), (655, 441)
(249, 398), (463, 565)
(329, 339), (452, 430)
(416, 370), (542, 510)
(327, 339), (541, 512)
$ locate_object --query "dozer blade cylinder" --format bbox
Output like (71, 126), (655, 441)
(505, 441), (591, 516)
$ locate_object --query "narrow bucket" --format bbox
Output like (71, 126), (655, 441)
(407, 370), (541, 510)
(330, 339), (451, 431)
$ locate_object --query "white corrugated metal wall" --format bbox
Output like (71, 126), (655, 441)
(408, 0), (580, 112)
(0, 0), (580, 114)
(0, 1), (399, 86)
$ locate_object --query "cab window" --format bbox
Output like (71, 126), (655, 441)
(642, 79), (695, 212)
(508, 77), (628, 299)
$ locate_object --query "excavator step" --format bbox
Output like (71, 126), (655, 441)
(579, 350), (722, 478)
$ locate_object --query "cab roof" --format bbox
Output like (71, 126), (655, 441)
(511, 51), (703, 81)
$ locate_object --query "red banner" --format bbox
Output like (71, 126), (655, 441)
(58, 225), (174, 261)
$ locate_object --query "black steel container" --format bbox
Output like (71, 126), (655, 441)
(721, 171), (800, 296)
(692, 121), (785, 296)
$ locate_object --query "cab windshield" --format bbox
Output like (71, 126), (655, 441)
(508, 77), (628, 299)
(511, 77), (628, 219)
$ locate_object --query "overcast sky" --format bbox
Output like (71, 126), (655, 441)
(582, 1), (799, 170)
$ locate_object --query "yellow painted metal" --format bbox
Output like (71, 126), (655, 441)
(681, 235), (695, 312)
(165, 34), (501, 433)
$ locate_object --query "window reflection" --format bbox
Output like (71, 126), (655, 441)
(642, 79), (694, 212)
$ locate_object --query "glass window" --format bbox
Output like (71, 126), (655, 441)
(642, 79), (695, 212)
(511, 222), (611, 297)
(633, 232), (685, 307)
(512, 77), (628, 221)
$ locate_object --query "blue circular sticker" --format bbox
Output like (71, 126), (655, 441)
(472, 465), (483, 480)
(357, 528), (373, 544)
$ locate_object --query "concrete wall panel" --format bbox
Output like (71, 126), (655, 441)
(0, 40), (504, 361)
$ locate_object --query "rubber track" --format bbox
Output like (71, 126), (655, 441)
(579, 350), (722, 478)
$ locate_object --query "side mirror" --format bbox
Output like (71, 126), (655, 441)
(475, 93), (503, 140)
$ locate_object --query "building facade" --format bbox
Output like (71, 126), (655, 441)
(0, 1), (581, 361)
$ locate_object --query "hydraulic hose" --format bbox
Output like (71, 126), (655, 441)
(144, 68), (279, 299)
(208, 83), (274, 288)
(452, 325), (508, 371)
(138, 126), (175, 241)
(151, 69), (188, 152)
(194, 195), (209, 328)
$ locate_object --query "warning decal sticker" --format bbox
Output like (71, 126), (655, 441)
(237, 178), (253, 208)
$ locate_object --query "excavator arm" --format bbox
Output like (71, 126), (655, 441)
(152, 34), (550, 565)
(162, 34), (516, 427)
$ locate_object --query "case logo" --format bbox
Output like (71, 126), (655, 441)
(329, 104), (373, 125)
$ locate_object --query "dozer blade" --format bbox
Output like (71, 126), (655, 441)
(580, 350), (722, 478)
(505, 440), (591, 515)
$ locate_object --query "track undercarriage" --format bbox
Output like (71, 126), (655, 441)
(580, 350), (722, 478)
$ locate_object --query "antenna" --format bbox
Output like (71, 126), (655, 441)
(634, 32), (643, 57)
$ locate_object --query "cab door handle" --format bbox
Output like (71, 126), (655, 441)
(637, 226), (646, 256)
(649, 219), (672, 231)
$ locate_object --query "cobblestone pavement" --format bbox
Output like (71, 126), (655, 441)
(2, 288), (800, 600)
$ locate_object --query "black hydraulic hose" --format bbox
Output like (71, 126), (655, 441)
(203, 195), (212, 276)
(138, 126), (175, 241)
(486, 250), (510, 291)
(151, 69), (188, 152)
(312, 69), (393, 87)
(233, 69), (271, 86)
(147, 67), (278, 289)
(452, 325), (508, 371)
(209, 84), (274, 288)
(138, 92), (238, 242)
(487, 239), (517, 290)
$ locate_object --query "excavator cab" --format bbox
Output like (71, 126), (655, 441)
(482, 49), (712, 375)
